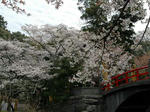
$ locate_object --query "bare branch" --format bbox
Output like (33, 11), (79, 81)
(133, 16), (150, 50)
(23, 29), (53, 56)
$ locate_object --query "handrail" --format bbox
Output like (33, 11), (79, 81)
(101, 65), (149, 91)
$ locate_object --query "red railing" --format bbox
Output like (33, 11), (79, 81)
(101, 66), (149, 91)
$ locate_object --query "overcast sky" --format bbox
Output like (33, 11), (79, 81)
(0, 0), (83, 32)
(0, 0), (149, 33)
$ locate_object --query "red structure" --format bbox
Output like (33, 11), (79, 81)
(101, 66), (149, 91)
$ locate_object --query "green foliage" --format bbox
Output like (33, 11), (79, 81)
(0, 15), (29, 41)
(0, 27), (11, 40)
(134, 40), (150, 56)
(11, 31), (28, 42)
(0, 15), (7, 29)
(80, 1), (108, 35)
(0, 27), (28, 41)
(40, 57), (83, 105)
(141, 41), (150, 53)
(79, 1), (144, 52)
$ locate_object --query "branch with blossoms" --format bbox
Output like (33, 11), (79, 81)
(1, 0), (30, 15)
(1, 0), (63, 15)
(100, 0), (130, 42)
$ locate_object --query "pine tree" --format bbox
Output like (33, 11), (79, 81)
(0, 15), (7, 29)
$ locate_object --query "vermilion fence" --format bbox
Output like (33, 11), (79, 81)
(101, 66), (149, 91)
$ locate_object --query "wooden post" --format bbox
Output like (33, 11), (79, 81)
(115, 76), (119, 87)
(125, 73), (129, 84)
(136, 70), (139, 80)
(148, 59), (150, 78)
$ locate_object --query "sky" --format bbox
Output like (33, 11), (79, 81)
(0, 0), (149, 33)
(0, 0), (83, 33)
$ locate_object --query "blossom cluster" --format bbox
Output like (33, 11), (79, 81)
(0, 24), (138, 89)
(22, 24), (134, 86)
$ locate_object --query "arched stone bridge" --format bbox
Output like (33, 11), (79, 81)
(50, 64), (150, 112)
(101, 64), (150, 112)
(103, 80), (150, 112)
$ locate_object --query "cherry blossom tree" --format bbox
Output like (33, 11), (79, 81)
(0, 38), (52, 97)
(22, 24), (134, 86)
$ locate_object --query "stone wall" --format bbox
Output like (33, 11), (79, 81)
(47, 88), (103, 112)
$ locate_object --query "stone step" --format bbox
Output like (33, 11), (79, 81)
(82, 98), (99, 105)
(117, 105), (147, 112)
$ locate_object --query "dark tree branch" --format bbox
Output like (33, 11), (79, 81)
(133, 16), (150, 50)
(121, 16), (150, 66)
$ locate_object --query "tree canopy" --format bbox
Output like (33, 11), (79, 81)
(1, 0), (150, 87)
(0, 13), (149, 110)
(1, 0), (150, 111)
(78, 0), (149, 53)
